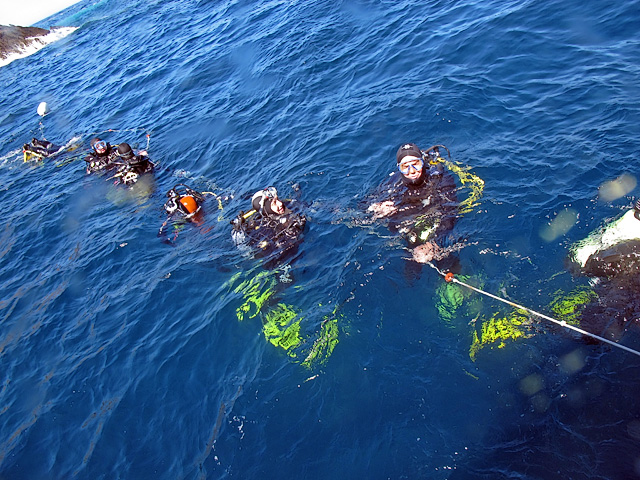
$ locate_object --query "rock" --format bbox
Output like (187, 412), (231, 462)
(0, 25), (50, 60)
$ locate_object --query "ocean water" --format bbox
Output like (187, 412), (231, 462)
(1, 0), (640, 478)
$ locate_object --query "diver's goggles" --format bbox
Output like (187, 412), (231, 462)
(94, 140), (107, 154)
(264, 186), (278, 198)
(398, 158), (424, 175)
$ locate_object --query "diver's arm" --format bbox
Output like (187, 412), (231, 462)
(368, 200), (397, 218)
(367, 173), (403, 218)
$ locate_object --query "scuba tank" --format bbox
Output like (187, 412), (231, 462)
(164, 184), (205, 218)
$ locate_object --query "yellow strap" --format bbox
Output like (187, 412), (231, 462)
(434, 157), (485, 215)
(242, 209), (257, 220)
(201, 192), (225, 211)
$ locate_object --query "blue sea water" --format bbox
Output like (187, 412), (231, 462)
(2, 0), (640, 478)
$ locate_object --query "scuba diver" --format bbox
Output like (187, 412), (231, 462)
(158, 184), (206, 244)
(111, 143), (154, 185)
(367, 143), (460, 264)
(163, 183), (204, 218)
(229, 187), (335, 367)
(23, 138), (61, 161)
(231, 186), (306, 264)
(568, 199), (640, 278)
(436, 200), (640, 363)
(563, 199), (640, 341)
(84, 137), (118, 173)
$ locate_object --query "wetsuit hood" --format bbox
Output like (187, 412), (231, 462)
(396, 143), (422, 164)
(117, 143), (134, 160)
(252, 187), (281, 216)
(263, 199), (279, 215)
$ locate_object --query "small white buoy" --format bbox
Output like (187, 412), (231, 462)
(37, 102), (49, 117)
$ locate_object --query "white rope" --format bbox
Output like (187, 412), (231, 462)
(428, 263), (640, 358)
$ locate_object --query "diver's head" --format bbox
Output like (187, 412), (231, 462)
(91, 137), (108, 156)
(396, 143), (425, 186)
(252, 186), (285, 216)
(116, 143), (134, 161)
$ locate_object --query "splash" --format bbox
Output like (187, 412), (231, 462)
(569, 209), (640, 269)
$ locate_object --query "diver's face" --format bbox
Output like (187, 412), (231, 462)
(398, 156), (423, 181)
(94, 140), (107, 155)
(270, 198), (285, 215)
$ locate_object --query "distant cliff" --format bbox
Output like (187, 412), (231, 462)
(0, 25), (50, 59)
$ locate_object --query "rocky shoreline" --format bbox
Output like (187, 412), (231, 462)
(0, 25), (50, 60)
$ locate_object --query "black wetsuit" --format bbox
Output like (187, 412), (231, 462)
(158, 186), (205, 244)
(566, 208), (640, 339)
(113, 154), (154, 185)
(84, 144), (118, 173)
(23, 138), (60, 159)
(568, 208), (640, 279)
(232, 206), (306, 264)
(582, 240), (640, 278)
(370, 161), (458, 247)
